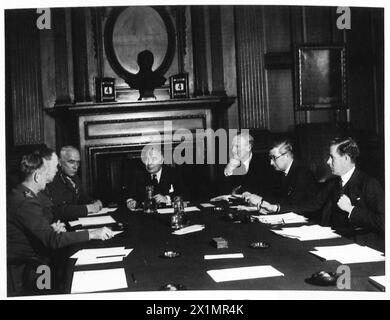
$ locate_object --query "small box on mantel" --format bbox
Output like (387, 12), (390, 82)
(169, 73), (189, 99)
(95, 77), (116, 102)
(212, 237), (228, 249)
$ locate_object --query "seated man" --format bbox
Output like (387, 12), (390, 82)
(124, 144), (185, 210)
(317, 137), (384, 248)
(7, 147), (113, 295)
(217, 132), (266, 198)
(244, 139), (318, 215)
(45, 146), (103, 222)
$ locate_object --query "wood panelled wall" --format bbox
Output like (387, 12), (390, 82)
(6, 10), (44, 146)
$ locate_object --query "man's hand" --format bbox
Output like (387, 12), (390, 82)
(95, 200), (103, 211)
(243, 193), (262, 206)
(224, 157), (241, 176)
(126, 198), (137, 211)
(153, 194), (169, 204)
(89, 227), (114, 241)
(51, 220), (66, 233)
(86, 201), (101, 213)
(337, 194), (354, 214)
(259, 200), (278, 215)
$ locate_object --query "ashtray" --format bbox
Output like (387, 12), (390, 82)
(214, 206), (224, 212)
(249, 241), (270, 249)
(160, 251), (181, 258)
(159, 283), (187, 291)
(305, 271), (339, 286)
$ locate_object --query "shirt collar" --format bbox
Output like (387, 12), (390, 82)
(341, 166), (355, 187)
(152, 167), (163, 183)
(284, 159), (293, 176)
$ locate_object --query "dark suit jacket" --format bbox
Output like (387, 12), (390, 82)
(220, 154), (267, 196)
(268, 160), (319, 214)
(45, 171), (93, 222)
(124, 164), (186, 203)
(318, 168), (385, 236)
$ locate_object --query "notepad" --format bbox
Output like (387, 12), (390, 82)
(71, 268), (128, 293)
(75, 229), (123, 237)
(88, 207), (117, 216)
(210, 195), (234, 202)
(70, 247), (131, 259)
(200, 203), (215, 208)
(204, 253), (244, 260)
(207, 265), (284, 283)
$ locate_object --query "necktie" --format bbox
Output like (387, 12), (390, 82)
(151, 174), (158, 187)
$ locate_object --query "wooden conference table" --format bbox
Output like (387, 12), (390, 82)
(65, 205), (385, 293)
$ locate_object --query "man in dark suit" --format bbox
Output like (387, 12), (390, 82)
(45, 146), (103, 222)
(244, 139), (318, 214)
(124, 144), (185, 210)
(7, 147), (113, 295)
(216, 132), (266, 199)
(315, 137), (384, 248)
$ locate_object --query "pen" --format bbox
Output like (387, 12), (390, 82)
(131, 273), (137, 283)
(96, 254), (126, 259)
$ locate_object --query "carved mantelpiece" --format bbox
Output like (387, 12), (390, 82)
(45, 96), (235, 202)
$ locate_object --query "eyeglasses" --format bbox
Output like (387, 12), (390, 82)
(269, 152), (287, 162)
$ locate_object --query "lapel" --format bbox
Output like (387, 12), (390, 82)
(59, 172), (78, 194)
(281, 160), (296, 196)
(341, 168), (363, 205)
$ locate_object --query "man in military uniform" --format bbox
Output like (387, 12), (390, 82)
(45, 146), (103, 222)
(7, 147), (113, 296)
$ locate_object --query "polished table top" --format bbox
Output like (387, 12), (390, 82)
(65, 205), (385, 293)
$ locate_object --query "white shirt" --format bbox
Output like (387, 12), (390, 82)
(284, 159), (293, 176)
(341, 166), (355, 187)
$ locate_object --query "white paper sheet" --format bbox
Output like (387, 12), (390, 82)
(204, 253), (244, 260)
(310, 243), (385, 264)
(75, 256), (124, 266)
(69, 220), (81, 227)
(75, 229), (123, 237)
(172, 224), (205, 235)
(200, 203), (215, 208)
(87, 207), (117, 216)
(70, 247), (130, 259)
(207, 265), (284, 283)
(78, 215), (116, 226)
(157, 206), (201, 214)
(210, 195), (234, 202)
(71, 268), (128, 293)
(270, 224), (341, 241)
(369, 276), (386, 290)
(252, 212), (308, 225)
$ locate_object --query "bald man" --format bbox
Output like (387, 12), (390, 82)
(45, 146), (103, 221)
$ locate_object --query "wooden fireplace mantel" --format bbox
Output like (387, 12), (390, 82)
(45, 96), (235, 199)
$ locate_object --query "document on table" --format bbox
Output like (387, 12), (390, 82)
(157, 206), (201, 214)
(200, 203), (215, 208)
(210, 195), (234, 202)
(204, 253), (244, 260)
(78, 215), (116, 226)
(368, 276), (386, 291)
(172, 224), (205, 235)
(87, 207), (117, 216)
(310, 243), (385, 264)
(75, 229), (124, 237)
(207, 265), (284, 283)
(71, 247), (133, 265)
(252, 212), (308, 225)
(270, 224), (341, 241)
(71, 268), (128, 293)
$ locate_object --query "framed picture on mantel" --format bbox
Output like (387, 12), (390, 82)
(169, 73), (189, 99)
(295, 45), (347, 110)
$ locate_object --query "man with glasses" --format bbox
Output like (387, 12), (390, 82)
(45, 146), (103, 221)
(243, 139), (318, 215)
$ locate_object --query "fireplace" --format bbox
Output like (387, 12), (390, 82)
(46, 97), (235, 204)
